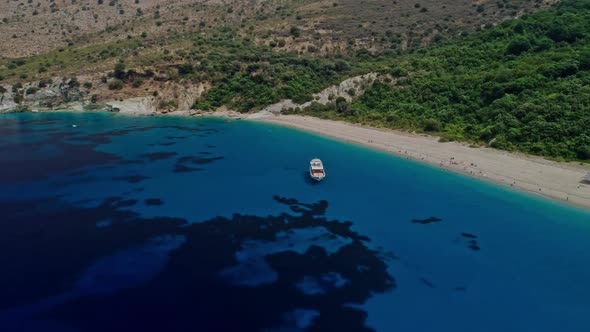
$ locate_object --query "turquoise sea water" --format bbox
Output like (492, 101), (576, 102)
(0, 112), (589, 332)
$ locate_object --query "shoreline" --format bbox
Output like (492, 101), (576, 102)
(252, 114), (590, 211)
(5, 108), (590, 210)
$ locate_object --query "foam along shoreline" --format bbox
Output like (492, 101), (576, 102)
(253, 114), (590, 210)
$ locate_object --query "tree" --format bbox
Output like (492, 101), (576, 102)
(546, 23), (585, 43)
(132, 78), (144, 88)
(422, 118), (441, 132)
(290, 26), (300, 38)
(576, 145), (590, 160)
(506, 38), (530, 55)
(108, 79), (124, 90)
(113, 62), (126, 79)
(334, 59), (350, 72)
(177, 64), (194, 75)
(38, 79), (52, 88)
(335, 97), (350, 113)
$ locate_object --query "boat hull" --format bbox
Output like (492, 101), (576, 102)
(309, 158), (325, 181)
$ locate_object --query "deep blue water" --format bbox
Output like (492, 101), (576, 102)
(0, 112), (589, 332)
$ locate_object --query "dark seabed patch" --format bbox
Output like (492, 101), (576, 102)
(144, 198), (163, 206)
(66, 169), (89, 177)
(71, 127), (156, 145)
(461, 232), (478, 239)
(0, 196), (394, 332)
(172, 155), (223, 173)
(112, 175), (150, 183)
(173, 164), (202, 173)
(72, 125), (204, 145)
(50, 175), (99, 188)
(457, 233), (481, 251)
(411, 216), (442, 224)
(420, 277), (435, 288)
(107, 198), (138, 208)
(177, 155), (224, 165)
(118, 160), (146, 165)
(140, 152), (178, 161)
(0, 197), (184, 311)
(0, 130), (120, 184)
(468, 240), (481, 251)
(14, 118), (59, 126)
(0, 119), (213, 184)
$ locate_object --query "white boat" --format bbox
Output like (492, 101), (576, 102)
(309, 158), (326, 181)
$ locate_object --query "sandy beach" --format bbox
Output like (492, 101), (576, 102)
(255, 114), (590, 210)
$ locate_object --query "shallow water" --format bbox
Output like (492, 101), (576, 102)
(0, 112), (588, 332)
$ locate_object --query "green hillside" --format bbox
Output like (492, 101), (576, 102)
(312, 0), (590, 161)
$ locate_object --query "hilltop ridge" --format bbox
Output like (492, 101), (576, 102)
(0, 0), (551, 57)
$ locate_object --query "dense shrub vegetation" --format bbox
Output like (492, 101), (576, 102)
(317, 0), (590, 161)
(189, 29), (353, 112)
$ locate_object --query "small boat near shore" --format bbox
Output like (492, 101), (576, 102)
(309, 158), (326, 181)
